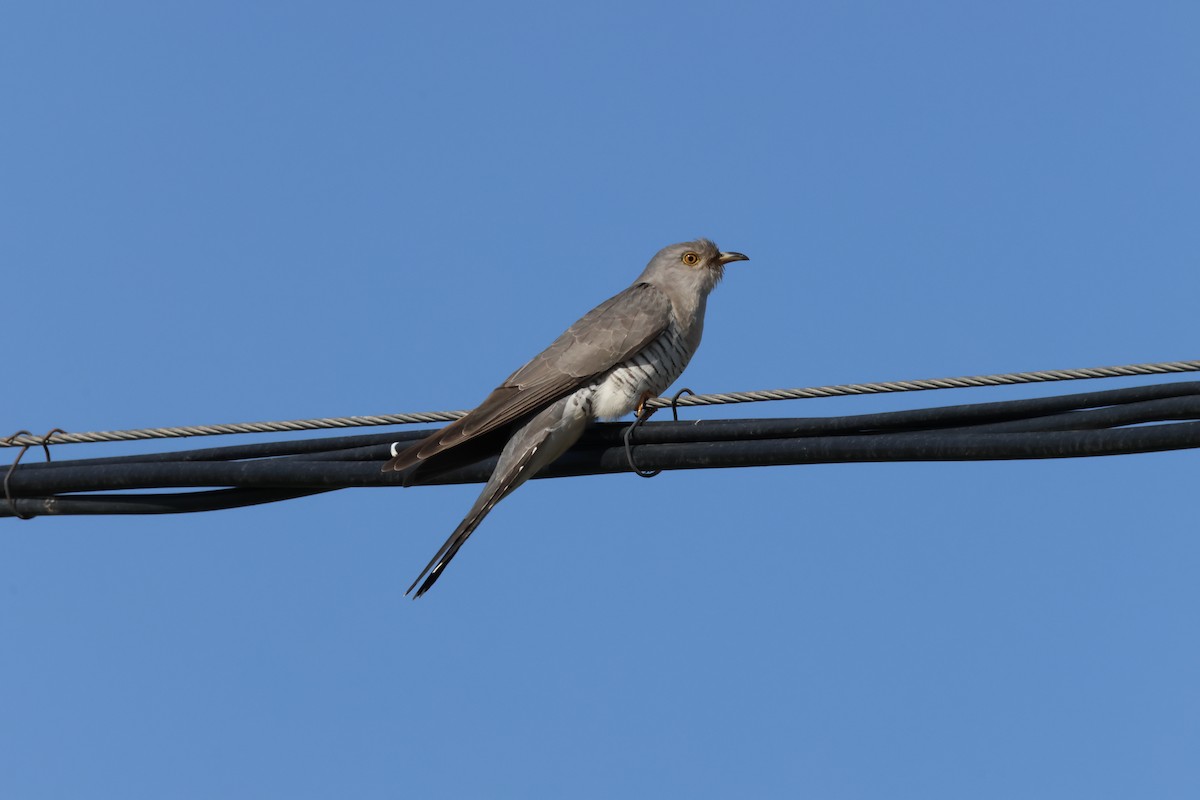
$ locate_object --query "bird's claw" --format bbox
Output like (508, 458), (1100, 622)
(635, 391), (658, 421)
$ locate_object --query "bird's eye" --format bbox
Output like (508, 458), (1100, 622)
(681, 252), (700, 266)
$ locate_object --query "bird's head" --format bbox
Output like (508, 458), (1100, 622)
(639, 239), (749, 296)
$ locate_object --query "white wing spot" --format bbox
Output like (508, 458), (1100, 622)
(390, 441), (401, 457)
(517, 445), (538, 476)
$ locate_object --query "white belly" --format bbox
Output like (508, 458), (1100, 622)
(587, 326), (693, 420)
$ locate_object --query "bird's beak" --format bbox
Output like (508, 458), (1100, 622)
(718, 251), (749, 265)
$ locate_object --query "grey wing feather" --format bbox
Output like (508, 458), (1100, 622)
(382, 282), (672, 474)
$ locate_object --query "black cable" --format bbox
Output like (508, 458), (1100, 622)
(5, 380), (1200, 517)
(6, 488), (334, 517)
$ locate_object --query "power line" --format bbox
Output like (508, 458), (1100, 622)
(4, 358), (1199, 448)
(6, 380), (1200, 518)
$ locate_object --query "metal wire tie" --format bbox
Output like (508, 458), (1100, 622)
(3, 428), (65, 520)
(623, 388), (695, 479)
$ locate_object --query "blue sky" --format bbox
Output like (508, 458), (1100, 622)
(3, 2), (1200, 797)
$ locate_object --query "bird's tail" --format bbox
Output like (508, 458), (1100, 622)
(406, 395), (583, 598)
(406, 496), (498, 598)
(406, 443), (540, 598)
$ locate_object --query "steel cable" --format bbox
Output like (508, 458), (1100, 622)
(5, 358), (1200, 448)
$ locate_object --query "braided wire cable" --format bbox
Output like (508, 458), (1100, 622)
(1, 412), (470, 448)
(5, 358), (1199, 448)
(645, 359), (1200, 408)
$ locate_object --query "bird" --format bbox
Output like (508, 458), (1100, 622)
(383, 239), (748, 597)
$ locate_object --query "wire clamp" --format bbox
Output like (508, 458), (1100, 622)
(3, 428), (65, 520)
(623, 388), (694, 479)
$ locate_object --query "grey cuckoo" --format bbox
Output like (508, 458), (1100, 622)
(383, 239), (748, 597)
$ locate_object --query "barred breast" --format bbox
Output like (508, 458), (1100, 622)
(587, 322), (694, 420)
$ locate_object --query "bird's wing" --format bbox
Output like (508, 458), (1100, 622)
(383, 281), (672, 474)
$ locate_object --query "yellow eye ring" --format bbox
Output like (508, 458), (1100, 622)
(681, 252), (700, 266)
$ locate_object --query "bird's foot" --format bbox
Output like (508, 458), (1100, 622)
(635, 391), (658, 422)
